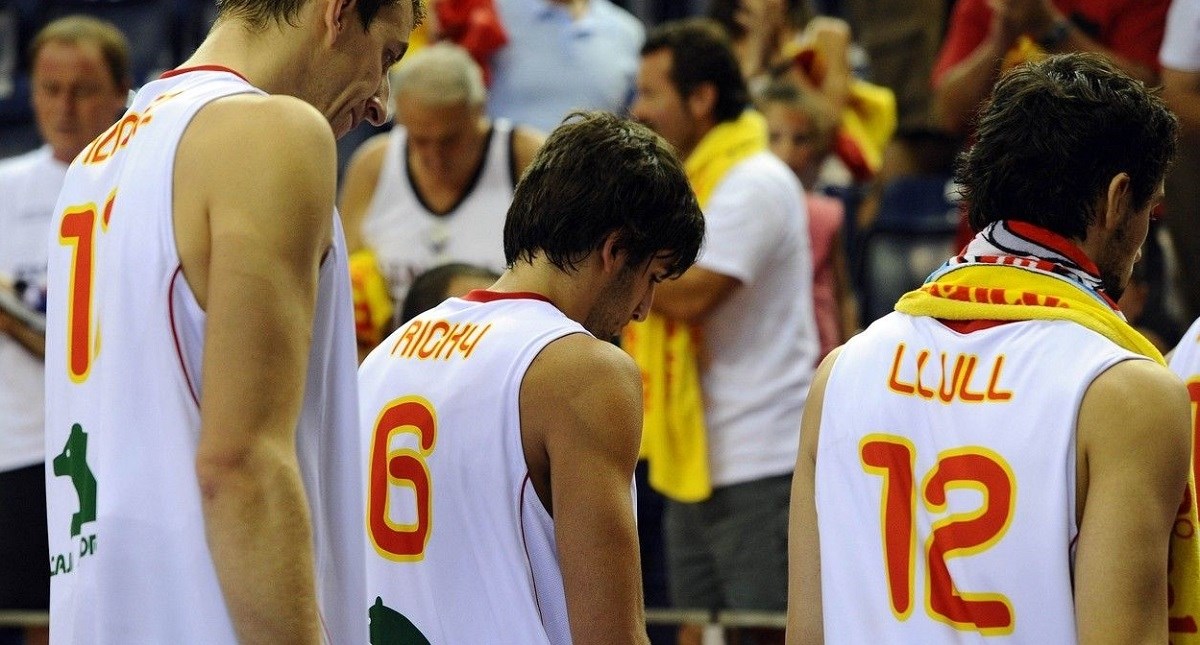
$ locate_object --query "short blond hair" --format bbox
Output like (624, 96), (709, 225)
(30, 15), (131, 88)
(391, 42), (486, 108)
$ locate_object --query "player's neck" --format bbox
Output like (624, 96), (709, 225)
(491, 261), (605, 324)
(182, 20), (315, 98)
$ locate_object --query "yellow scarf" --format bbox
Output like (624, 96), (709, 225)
(623, 110), (768, 502)
(898, 260), (1200, 640)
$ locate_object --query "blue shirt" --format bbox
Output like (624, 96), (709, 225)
(488, 0), (644, 133)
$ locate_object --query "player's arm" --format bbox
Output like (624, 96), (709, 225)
(0, 298), (44, 358)
(337, 133), (388, 253)
(1161, 67), (1200, 146)
(786, 347), (839, 645)
(1032, 14), (1158, 84)
(931, 0), (1013, 135)
(521, 334), (649, 645)
(181, 95), (336, 645)
(511, 125), (546, 182)
(650, 266), (740, 324)
(1073, 359), (1191, 643)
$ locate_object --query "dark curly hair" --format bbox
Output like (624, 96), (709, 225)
(504, 111), (704, 279)
(957, 53), (1177, 241)
(641, 18), (749, 124)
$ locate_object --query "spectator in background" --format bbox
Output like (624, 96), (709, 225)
(340, 43), (543, 354)
(0, 16), (129, 645)
(839, 0), (949, 133)
(487, 0), (644, 132)
(760, 79), (858, 359)
(931, 0), (1170, 136)
(1160, 0), (1200, 321)
(398, 262), (500, 325)
(630, 19), (816, 644)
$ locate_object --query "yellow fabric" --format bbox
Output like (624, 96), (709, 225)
(840, 79), (897, 177)
(1001, 36), (1049, 74)
(349, 249), (394, 350)
(896, 264), (1200, 637)
(623, 110), (768, 502)
(895, 265), (1162, 362)
(782, 42), (897, 177)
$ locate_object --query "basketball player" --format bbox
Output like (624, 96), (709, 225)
(788, 53), (1188, 643)
(358, 111), (704, 644)
(43, 0), (421, 643)
(340, 42), (544, 305)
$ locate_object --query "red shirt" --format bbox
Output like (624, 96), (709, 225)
(932, 0), (1170, 86)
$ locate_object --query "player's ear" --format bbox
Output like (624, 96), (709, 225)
(1101, 172), (1131, 232)
(323, 0), (359, 46)
(598, 231), (625, 276)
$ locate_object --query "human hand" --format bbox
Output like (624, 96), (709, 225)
(985, 0), (1023, 48)
(736, 0), (786, 49)
(993, 0), (1061, 40)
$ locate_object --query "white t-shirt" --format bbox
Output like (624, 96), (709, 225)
(696, 150), (818, 487)
(0, 145), (65, 472)
(1161, 0), (1200, 71)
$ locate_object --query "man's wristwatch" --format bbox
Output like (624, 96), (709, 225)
(1037, 18), (1072, 50)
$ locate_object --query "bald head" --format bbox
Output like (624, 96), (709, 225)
(391, 42), (486, 110)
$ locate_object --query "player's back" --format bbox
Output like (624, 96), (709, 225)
(358, 290), (587, 644)
(815, 312), (1143, 643)
(44, 68), (365, 643)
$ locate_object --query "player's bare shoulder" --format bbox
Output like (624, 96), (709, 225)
(173, 93), (339, 306)
(176, 93), (337, 223)
(511, 125), (547, 177)
(179, 93), (334, 176)
(526, 333), (640, 406)
(520, 333), (642, 453)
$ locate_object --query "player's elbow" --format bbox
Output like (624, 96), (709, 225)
(195, 448), (253, 503)
(195, 441), (290, 505)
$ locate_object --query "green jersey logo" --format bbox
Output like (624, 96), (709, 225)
(53, 423), (97, 537)
(369, 596), (431, 644)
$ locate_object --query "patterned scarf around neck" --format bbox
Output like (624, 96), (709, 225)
(896, 220), (1161, 363)
(939, 219), (1117, 309)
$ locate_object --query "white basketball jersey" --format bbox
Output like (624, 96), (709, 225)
(816, 313), (1142, 643)
(361, 120), (515, 303)
(44, 68), (365, 644)
(358, 291), (586, 644)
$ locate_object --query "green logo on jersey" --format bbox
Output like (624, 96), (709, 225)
(53, 423), (97, 537)
(369, 596), (431, 645)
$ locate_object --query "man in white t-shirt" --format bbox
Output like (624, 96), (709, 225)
(630, 18), (817, 639)
(1161, 0), (1200, 320)
(0, 17), (128, 645)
